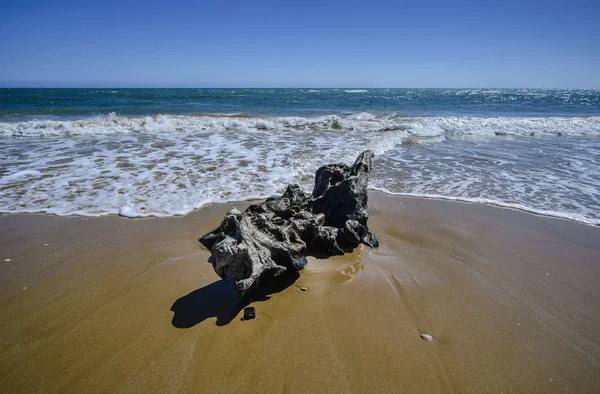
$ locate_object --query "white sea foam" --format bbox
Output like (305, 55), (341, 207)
(344, 89), (369, 93)
(0, 169), (42, 182)
(370, 136), (600, 226)
(118, 206), (138, 218)
(1, 113), (599, 224)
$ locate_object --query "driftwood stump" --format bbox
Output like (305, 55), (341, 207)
(200, 150), (379, 294)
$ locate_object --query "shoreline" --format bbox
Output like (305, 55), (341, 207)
(371, 189), (600, 227)
(1, 193), (599, 392)
(2, 190), (599, 228)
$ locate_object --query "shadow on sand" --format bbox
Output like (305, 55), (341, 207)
(170, 270), (299, 328)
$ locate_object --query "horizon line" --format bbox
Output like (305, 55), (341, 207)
(2, 85), (599, 90)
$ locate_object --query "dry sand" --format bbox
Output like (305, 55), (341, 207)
(1, 192), (599, 393)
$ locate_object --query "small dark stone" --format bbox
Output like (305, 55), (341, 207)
(243, 307), (256, 320)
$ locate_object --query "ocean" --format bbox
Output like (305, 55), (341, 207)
(1, 88), (599, 224)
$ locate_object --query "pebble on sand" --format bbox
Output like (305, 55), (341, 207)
(4, 259), (11, 262)
(243, 307), (256, 320)
(420, 333), (434, 341)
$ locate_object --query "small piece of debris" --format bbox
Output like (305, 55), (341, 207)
(43, 243), (48, 246)
(300, 286), (308, 292)
(420, 333), (434, 341)
(4, 258), (11, 262)
(242, 307), (256, 320)
(22, 287), (27, 290)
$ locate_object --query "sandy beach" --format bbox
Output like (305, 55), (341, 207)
(1, 192), (599, 393)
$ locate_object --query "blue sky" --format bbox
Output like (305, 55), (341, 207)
(1, 0), (599, 88)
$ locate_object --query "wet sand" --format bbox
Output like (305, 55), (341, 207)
(1, 192), (599, 393)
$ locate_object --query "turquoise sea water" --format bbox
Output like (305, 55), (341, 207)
(2, 88), (600, 120)
(0, 88), (599, 224)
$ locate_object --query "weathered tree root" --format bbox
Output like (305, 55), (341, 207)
(200, 150), (379, 294)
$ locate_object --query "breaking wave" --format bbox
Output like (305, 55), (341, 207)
(1, 112), (599, 139)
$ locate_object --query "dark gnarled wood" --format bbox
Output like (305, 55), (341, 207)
(200, 151), (379, 294)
